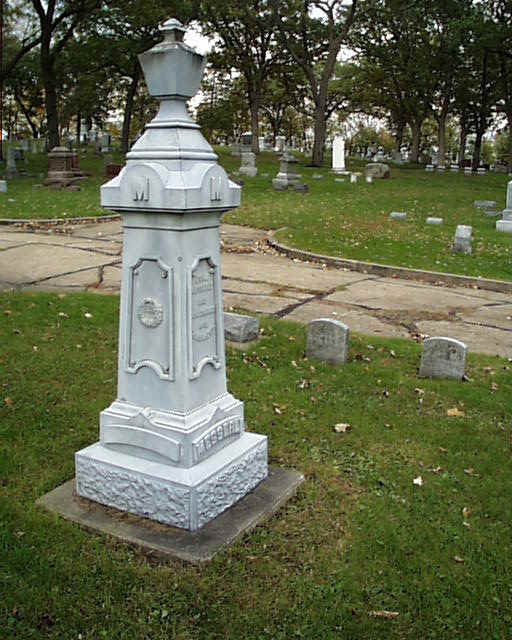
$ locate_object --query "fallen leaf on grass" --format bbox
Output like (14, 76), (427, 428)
(413, 476), (423, 486)
(3, 310), (12, 316)
(447, 407), (465, 417)
(454, 556), (465, 563)
(334, 423), (352, 434)
(464, 468), (479, 477)
(369, 611), (399, 619)
(4, 397), (13, 408)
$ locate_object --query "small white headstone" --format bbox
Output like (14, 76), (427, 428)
(452, 225), (472, 254)
(426, 217), (443, 225)
(0, 180), (7, 193)
(496, 220), (512, 233)
(350, 173), (358, 184)
(501, 180), (512, 220)
(306, 319), (349, 364)
(365, 175), (373, 184)
(332, 136), (346, 173)
(390, 212), (407, 220)
(419, 337), (467, 380)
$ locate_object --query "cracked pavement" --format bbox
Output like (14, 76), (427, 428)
(1, 220), (511, 357)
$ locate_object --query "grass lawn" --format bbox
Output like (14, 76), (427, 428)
(1, 147), (511, 280)
(1, 291), (511, 639)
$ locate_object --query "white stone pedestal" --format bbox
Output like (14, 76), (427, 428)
(74, 18), (268, 533)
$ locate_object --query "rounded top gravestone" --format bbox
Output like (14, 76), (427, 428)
(306, 318), (350, 364)
(419, 337), (467, 380)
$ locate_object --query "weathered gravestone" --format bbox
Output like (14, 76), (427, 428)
(0, 180), (7, 193)
(5, 148), (17, 179)
(239, 151), (257, 177)
(474, 200), (496, 210)
(224, 312), (259, 343)
(44, 146), (78, 187)
(365, 162), (390, 179)
(426, 217), (443, 225)
(272, 151), (302, 191)
(452, 225), (472, 254)
(390, 211), (407, 221)
(306, 319), (349, 365)
(419, 337), (467, 380)
(74, 19), (268, 533)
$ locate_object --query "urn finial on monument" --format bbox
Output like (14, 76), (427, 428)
(101, 18), (240, 212)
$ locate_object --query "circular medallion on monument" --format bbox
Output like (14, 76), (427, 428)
(138, 298), (164, 328)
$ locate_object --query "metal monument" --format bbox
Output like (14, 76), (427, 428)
(75, 19), (268, 532)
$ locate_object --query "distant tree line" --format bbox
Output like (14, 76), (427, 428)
(2, 0), (512, 168)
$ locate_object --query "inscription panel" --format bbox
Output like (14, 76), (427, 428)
(192, 416), (242, 463)
(188, 257), (221, 378)
(126, 257), (174, 380)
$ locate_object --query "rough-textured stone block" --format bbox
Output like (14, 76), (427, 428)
(223, 312), (259, 343)
(419, 337), (467, 380)
(306, 318), (349, 364)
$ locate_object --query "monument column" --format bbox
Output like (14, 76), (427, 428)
(74, 19), (268, 532)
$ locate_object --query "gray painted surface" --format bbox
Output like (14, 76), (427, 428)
(74, 18), (268, 531)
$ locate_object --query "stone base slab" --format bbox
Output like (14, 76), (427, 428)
(75, 432), (267, 532)
(496, 220), (512, 233)
(37, 466), (304, 564)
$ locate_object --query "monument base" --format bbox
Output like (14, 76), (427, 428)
(37, 466), (304, 564)
(75, 432), (267, 532)
(496, 220), (512, 233)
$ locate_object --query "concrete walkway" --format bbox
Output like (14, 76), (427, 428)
(1, 220), (511, 357)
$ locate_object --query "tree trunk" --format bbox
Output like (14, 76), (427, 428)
(508, 123), (512, 173)
(249, 97), (260, 153)
(40, 25), (59, 149)
(395, 119), (405, 152)
(437, 112), (447, 168)
(458, 122), (467, 168)
(409, 121), (422, 164)
(121, 67), (140, 154)
(311, 100), (327, 166)
(472, 129), (483, 170)
(76, 111), (81, 146)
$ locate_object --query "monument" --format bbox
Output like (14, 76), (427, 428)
(452, 225), (472, 254)
(74, 19), (268, 532)
(306, 319), (349, 365)
(419, 337), (467, 380)
(332, 136), (347, 174)
(497, 180), (512, 233)
(272, 151), (302, 190)
(239, 151), (257, 177)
